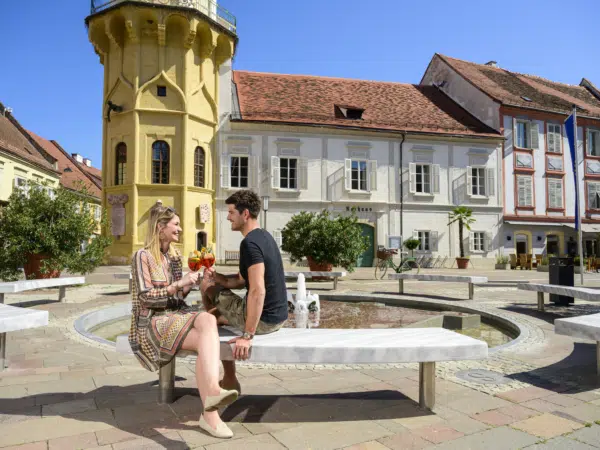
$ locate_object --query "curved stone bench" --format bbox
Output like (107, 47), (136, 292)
(388, 273), (488, 299)
(517, 283), (600, 312)
(117, 326), (488, 409)
(555, 313), (600, 375)
(284, 271), (346, 290)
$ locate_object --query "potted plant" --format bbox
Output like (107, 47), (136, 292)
(447, 206), (476, 270)
(0, 182), (112, 281)
(495, 254), (509, 270)
(403, 238), (421, 257)
(281, 209), (369, 273)
(537, 255), (550, 272)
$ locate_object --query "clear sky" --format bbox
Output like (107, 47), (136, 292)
(1, 0), (597, 168)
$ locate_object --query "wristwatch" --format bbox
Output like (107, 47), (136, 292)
(241, 331), (254, 340)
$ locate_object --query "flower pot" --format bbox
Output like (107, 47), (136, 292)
(456, 257), (470, 270)
(23, 254), (61, 280)
(306, 256), (333, 280)
(495, 263), (508, 270)
(537, 265), (549, 272)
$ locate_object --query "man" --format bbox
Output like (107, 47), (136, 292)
(201, 190), (288, 392)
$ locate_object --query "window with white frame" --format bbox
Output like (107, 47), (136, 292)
(409, 163), (440, 195)
(272, 229), (283, 249)
(547, 178), (563, 209)
(588, 129), (600, 157)
(517, 175), (533, 207)
(229, 156), (248, 188)
(416, 231), (430, 251)
(415, 164), (430, 193)
(588, 181), (600, 209)
(94, 205), (102, 222)
(280, 157), (297, 189)
(472, 232), (485, 252)
(515, 119), (539, 149)
(13, 177), (28, 196)
(547, 124), (562, 153)
(515, 153), (533, 169)
(344, 158), (377, 192)
(470, 167), (485, 196)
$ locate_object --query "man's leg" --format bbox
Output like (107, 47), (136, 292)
(200, 281), (230, 325)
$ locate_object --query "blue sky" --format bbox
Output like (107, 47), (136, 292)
(1, 0), (596, 168)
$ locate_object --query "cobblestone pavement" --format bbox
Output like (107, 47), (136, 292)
(1, 266), (600, 449)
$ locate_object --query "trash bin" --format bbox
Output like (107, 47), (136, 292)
(549, 257), (574, 305)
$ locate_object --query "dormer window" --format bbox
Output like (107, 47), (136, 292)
(335, 105), (364, 120)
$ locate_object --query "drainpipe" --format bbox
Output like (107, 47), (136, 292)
(399, 133), (406, 244)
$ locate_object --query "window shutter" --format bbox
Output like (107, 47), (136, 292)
(530, 121), (539, 149)
(298, 157), (308, 190)
(484, 232), (492, 252)
(220, 154), (230, 188)
(518, 177), (525, 206)
(273, 229), (283, 248)
(409, 163), (417, 193)
(344, 158), (352, 191)
(249, 155), (259, 189)
(525, 177), (533, 206)
(486, 168), (495, 197)
(432, 164), (440, 194)
(469, 232), (475, 252)
(588, 130), (593, 156)
(270, 156), (280, 190)
(367, 160), (377, 192)
(512, 117), (517, 148)
(430, 231), (439, 252)
(466, 166), (473, 197)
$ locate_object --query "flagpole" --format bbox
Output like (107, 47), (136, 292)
(573, 107), (584, 285)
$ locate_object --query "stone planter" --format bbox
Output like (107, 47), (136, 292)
(456, 257), (469, 269)
(575, 266), (582, 275)
(306, 256), (333, 280)
(537, 265), (549, 272)
(23, 254), (61, 280)
(495, 263), (509, 270)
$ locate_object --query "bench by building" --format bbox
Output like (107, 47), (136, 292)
(224, 250), (240, 264)
(117, 326), (488, 409)
(388, 274), (488, 300)
(517, 283), (600, 312)
(0, 277), (86, 304)
(0, 304), (48, 371)
(555, 313), (600, 375)
(284, 271), (346, 290)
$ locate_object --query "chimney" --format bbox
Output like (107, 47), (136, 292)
(485, 61), (498, 68)
(83, 158), (92, 167)
(71, 153), (84, 163)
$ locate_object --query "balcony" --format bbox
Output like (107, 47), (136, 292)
(90, 0), (236, 33)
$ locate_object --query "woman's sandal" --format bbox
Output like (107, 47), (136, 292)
(204, 388), (239, 412)
(198, 415), (233, 439)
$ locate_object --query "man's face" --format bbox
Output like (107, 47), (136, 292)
(227, 204), (246, 231)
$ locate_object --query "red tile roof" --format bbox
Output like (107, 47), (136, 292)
(436, 54), (600, 118)
(27, 131), (102, 199)
(233, 71), (500, 138)
(0, 106), (58, 173)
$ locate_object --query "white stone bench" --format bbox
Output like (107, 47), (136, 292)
(114, 273), (133, 293)
(116, 326), (488, 409)
(0, 277), (86, 304)
(284, 271), (347, 290)
(555, 313), (600, 375)
(0, 304), (48, 371)
(517, 283), (600, 312)
(388, 273), (488, 299)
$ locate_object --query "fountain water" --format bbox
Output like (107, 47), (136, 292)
(287, 273), (321, 328)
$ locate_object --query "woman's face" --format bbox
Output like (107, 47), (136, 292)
(159, 215), (182, 244)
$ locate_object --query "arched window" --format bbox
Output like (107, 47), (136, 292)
(115, 142), (127, 185)
(152, 141), (170, 184)
(197, 231), (207, 250)
(194, 146), (205, 187)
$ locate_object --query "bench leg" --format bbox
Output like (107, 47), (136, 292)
(128, 278), (133, 294)
(398, 279), (404, 294)
(419, 362), (435, 409)
(58, 286), (66, 302)
(0, 333), (5, 371)
(537, 292), (545, 312)
(0, 293), (4, 304)
(158, 359), (176, 404)
(597, 342), (600, 376)
(333, 277), (338, 290)
(468, 283), (474, 300)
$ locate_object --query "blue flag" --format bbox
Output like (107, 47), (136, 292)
(565, 112), (579, 231)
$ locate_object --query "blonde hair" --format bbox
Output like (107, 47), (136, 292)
(145, 204), (178, 263)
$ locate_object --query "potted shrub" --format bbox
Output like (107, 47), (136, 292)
(537, 255), (550, 272)
(447, 206), (475, 270)
(495, 254), (509, 270)
(403, 238), (421, 257)
(281, 209), (369, 273)
(0, 182), (112, 281)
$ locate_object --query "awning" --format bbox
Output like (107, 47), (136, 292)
(504, 221), (571, 227)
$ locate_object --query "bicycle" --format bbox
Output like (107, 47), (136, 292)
(374, 248), (420, 279)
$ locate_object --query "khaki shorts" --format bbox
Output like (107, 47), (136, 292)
(213, 288), (286, 335)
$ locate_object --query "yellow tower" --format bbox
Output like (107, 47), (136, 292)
(86, 0), (236, 264)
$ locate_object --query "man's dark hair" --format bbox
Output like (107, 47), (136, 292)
(225, 190), (261, 219)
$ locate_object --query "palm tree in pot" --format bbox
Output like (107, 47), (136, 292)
(448, 206), (475, 269)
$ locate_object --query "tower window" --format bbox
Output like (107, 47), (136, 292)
(115, 142), (127, 185)
(152, 141), (170, 184)
(157, 86), (167, 97)
(194, 146), (205, 188)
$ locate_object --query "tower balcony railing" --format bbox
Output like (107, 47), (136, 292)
(90, 0), (236, 32)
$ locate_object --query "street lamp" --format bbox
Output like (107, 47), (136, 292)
(262, 195), (270, 230)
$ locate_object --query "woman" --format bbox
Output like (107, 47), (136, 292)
(129, 204), (237, 439)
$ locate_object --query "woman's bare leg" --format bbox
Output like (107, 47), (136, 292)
(182, 312), (227, 429)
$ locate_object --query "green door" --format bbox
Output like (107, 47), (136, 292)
(356, 223), (375, 267)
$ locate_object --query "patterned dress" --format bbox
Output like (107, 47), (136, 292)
(129, 248), (198, 372)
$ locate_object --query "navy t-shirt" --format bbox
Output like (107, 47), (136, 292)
(239, 228), (288, 324)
